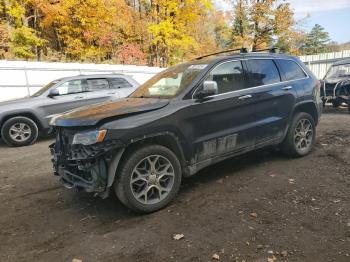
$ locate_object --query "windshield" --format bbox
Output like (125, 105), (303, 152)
(31, 80), (59, 97)
(131, 62), (208, 98)
(325, 63), (350, 79)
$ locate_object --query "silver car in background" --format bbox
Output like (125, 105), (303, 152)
(0, 74), (139, 147)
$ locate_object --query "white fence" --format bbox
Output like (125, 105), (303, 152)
(0, 60), (163, 102)
(300, 50), (350, 79)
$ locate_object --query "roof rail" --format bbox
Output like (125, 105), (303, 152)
(252, 47), (286, 53)
(252, 48), (276, 53)
(195, 48), (248, 60)
(195, 47), (286, 60)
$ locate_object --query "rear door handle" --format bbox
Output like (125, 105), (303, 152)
(75, 96), (84, 99)
(238, 94), (252, 100)
(282, 86), (293, 91)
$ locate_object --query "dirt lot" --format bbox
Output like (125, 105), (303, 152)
(0, 108), (349, 262)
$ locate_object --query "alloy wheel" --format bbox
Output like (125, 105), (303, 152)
(130, 155), (175, 205)
(9, 123), (32, 142)
(294, 119), (313, 152)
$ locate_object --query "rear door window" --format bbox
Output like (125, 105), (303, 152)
(277, 59), (307, 81)
(109, 78), (132, 89)
(246, 59), (281, 87)
(87, 78), (109, 91)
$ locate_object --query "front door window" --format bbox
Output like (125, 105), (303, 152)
(56, 80), (84, 95)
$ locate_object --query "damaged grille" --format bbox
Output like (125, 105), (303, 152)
(50, 128), (123, 193)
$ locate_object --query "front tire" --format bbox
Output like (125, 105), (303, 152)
(281, 112), (316, 157)
(1, 117), (39, 147)
(114, 145), (182, 213)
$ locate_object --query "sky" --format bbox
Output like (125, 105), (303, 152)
(215, 0), (350, 44)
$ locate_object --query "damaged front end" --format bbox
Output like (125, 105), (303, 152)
(322, 79), (350, 102)
(49, 128), (125, 198)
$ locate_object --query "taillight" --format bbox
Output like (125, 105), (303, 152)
(316, 80), (321, 90)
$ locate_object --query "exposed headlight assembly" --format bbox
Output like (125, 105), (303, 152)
(72, 130), (107, 146)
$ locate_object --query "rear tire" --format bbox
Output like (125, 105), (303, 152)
(281, 112), (316, 157)
(114, 145), (182, 213)
(1, 117), (39, 147)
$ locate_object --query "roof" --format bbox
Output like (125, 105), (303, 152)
(333, 58), (350, 66)
(193, 52), (297, 64)
(56, 73), (130, 82)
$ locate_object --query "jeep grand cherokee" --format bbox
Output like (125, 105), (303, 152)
(50, 51), (323, 213)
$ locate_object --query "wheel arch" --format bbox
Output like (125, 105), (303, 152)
(122, 132), (187, 171)
(0, 112), (44, 132)
(292, 101), (319, 125)
(106, 132), (189, 195)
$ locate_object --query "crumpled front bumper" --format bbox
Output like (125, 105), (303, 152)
(49, 135), (125, 195)
(50, 146), (107, 192)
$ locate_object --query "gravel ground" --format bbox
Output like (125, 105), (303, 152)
(0, 107), (349, 262)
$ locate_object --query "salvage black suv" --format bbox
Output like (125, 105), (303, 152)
(50, 52), (323, 213)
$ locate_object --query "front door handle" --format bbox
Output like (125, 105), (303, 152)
(282, 86), (293, 91)
(75, 96), (84, 99)
(238, 94), (252, 100)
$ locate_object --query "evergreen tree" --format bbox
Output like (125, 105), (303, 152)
(229, 0), (297, 52)
(302, 24), (331, 55)
(231, 0), (251, 49)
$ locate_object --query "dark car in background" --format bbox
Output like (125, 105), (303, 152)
(50, 51), (322, 213)
(321, 58), (350, 112)
(0, 74), (139, 147)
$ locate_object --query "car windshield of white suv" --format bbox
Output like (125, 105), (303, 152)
(131, 62), (208, 98)
(325, 63), (350, 79)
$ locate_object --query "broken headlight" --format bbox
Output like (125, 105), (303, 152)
(72, 130), (107, 146)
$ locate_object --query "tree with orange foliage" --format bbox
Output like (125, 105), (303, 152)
(39, 0), (136, 62)
(230, 0), (301, 54)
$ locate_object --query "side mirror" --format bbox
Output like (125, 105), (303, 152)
(195, 81), (218, 99)
(48, 88), (59, 98)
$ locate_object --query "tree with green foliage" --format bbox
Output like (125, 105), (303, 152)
(231, 0), (251, 49)
(301, 24), (331, 55)
(230, 0), (299, 53)
(213, 11), (232, 50)
(5, 0), (45, 60)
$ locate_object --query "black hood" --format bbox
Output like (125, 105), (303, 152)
(52, 97), (169, 127)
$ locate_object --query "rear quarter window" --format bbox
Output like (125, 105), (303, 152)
(109, 78), (132, 89)
(277, 59), (307, 81)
